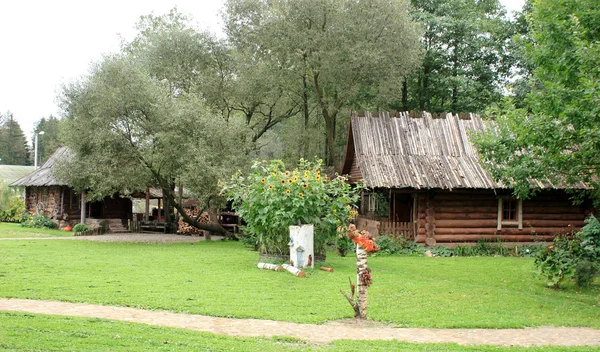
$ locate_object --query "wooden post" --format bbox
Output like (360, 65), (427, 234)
(144, 187), (150, 223)
(80, 191), (86, 224)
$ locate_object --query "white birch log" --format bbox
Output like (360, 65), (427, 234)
(257, 263), (282, 271)
(356, 245), (368, 319)
(282, 264), (306, 277)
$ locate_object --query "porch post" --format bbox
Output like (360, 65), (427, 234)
(144, 187), (150, 222)
(80, 191), (86, 224)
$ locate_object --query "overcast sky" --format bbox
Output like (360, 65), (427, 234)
(0, 0), (524, 142)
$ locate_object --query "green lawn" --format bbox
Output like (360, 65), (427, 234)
(0, 239), (598, 328)
(0, 312), (596, 352)
(0, 222), (73, 238)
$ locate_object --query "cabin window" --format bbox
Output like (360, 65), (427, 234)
(497, 198), (522, 230)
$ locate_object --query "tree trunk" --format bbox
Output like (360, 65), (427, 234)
(401, 78), (408, 111)
(356, 245), (368, 319)
(324, 110), (337, 168)
(205, 208), (218, 241)
(80, 191), (86, 225)
(302, 73), (310, 158)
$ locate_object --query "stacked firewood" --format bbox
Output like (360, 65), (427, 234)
(177, 209), (209, 236)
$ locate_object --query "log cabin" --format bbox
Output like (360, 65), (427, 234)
(342, 111), (592, 246)
(11, 147), (132, 229)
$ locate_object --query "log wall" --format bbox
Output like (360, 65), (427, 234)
(412, 189), (588, 245)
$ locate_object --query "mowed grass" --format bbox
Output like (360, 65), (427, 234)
(1, 312), (597, 352)
(0, 240), (598, 328)
(0, 222), (73, 238)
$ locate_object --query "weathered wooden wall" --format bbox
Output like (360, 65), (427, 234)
(413, 190), (588, 245)
(25, 186), (64, 219)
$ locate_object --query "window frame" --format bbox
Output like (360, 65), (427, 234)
(497, 197), (523, 230)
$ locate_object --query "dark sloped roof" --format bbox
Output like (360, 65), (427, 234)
(10, 147), (72, 187)
(0, 165), (35, 184)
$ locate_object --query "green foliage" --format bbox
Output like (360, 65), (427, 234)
(72, 223), (88, 233)
(0, 111), (30, 165)
(473, 0), (600, 201)
(375, 235), (424, 256)
(225, 0), (422, 165)
(0, 181), (25, 222)
(335, 232), (354, 257)
(20, 213), (57, 229)
(534, 215), (600, 288)
(404, 0), (516, 113)
(31, 115), (62, 166)
(534, 236), (577, 288)
(223, 159), (361, 255)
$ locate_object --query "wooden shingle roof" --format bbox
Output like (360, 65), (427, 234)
(344, 111), (501, 190)
(10, 147), (72, 187)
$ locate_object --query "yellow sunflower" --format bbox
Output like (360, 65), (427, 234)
(288, 178), (294, 184)
(260, 178), (266, 183)
(281, 179), (286, 185)
(285, 189), (291, 195)
(268, 184), (274, 190)
(298, 193), (304, 198)
(315, 174), (321, 181)
(302, 183), (308, 189)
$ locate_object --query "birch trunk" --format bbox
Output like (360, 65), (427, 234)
(356, 245), (368, 319)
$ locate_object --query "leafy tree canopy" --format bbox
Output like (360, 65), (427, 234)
(474, 0), (600, 201)
(224, 0), (423, 167)
(0, 112), (29, 166)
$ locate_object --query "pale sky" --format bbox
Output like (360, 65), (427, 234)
(0, 0), (524, 143)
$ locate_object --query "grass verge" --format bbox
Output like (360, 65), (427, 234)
(0, 311), (597, 351)
(0, 240), (598, 328)
(0, 222), (73, 238)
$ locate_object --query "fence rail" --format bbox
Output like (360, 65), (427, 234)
(379, 221), (415, 240)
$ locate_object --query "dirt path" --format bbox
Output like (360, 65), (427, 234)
(1, 298), (599, 346)
(0, 233), (224, 243)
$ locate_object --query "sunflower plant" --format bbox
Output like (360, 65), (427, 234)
(222, 159), (362, 256)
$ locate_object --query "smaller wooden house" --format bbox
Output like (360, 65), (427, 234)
(342, 111), (592, 246)
(11, 147), (132, 227)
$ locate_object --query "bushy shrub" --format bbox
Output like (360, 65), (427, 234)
(223, 159), (361, 255)
(0, 181), (26, 222)
(0, 197), (25, 222)
(73, 223), (89, 233)
(534, 215), (600, 288)
(20, 213), (57, 229)
(375, 235), (424, 256)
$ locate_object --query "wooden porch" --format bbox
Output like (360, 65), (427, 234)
(356, 215), (416, 240)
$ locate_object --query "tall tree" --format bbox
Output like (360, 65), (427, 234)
(59, 53), (251, 234)
(31, 115), (62, 166)
(224, 0), (422, 167)
(403, 0), (515, 113)
(0, 112), (30, 165)
(474, 0), (600, 201)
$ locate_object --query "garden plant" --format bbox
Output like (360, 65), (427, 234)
(223, 159), (361, 256)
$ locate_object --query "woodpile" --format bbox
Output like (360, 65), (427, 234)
(177, 208), (209, 236)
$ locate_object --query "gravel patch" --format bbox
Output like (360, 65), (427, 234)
(1, 233), (224, 243)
